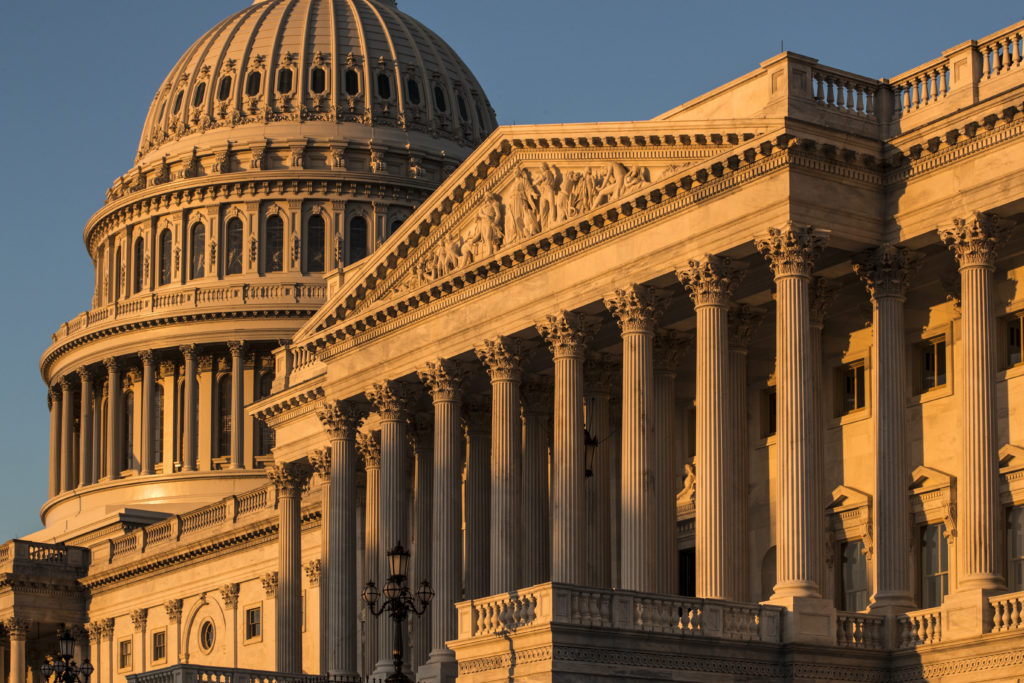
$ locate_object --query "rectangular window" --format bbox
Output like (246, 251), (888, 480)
(118, 639), (133, 671)
(762, 387), (777, 438)
(678, 548), (696, 597)
(839, 540), (869, 611)
(1009, 506), (1024, 591)
(921, 523), (949, 608)
(1009, 316), (1024, 367)
(245, 606), (262, 640)
(921, 338), (947, 391)
(151, 631), (166, 663)
(837, 362), (866, 416)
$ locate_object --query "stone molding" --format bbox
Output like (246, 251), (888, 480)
(939, 211), (1013, 269)
(678, 255), (746, 308)
(604, 283), (661, 334)
(756, 224), (830, 277)
(417, 358), (465, 402)
(852, 244), (923, 301)
(475, 336), (524, 381)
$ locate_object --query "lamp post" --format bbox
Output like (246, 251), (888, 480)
(40, 627), (93, 683)
(362, 543), (434, 683)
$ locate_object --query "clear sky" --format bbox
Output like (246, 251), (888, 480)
(0, 0), (1020, 543)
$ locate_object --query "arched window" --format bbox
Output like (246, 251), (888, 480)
(265, 215), (284, 272)
(217, 374), (232, 459)
(349, 216), (368, 263)
(245, 71), (262, 96)
(225, 218), (244, 275)
(124, 390), (134, 472)
(189, 223), (205, 279)
(173, 90), (184, 114)
(476, 104), (486, 130)
(406, 78), (421, 105)
(158, 229), (173, 286)
(255, 371), (275, 460)
(310, 67), (326, 94)
(157, 100), (166, 123)
(154, 383), (164, 467)
(132, 236), (145, 294)
(175, 377), (184, 471)
(114, 246), (122, 301)
(100, 396), (109, 479)
(217, 75), (232, 101)
(277, 68), (293, 94)
(307, 215), (325, 272)
(433, 85), (447, 112)
(192, 82), (207, 107)
(457, 94), (469, 122)
(344, 69), (360, 96)
(389, 219), (403, 238)
(376, 72), (392, 100)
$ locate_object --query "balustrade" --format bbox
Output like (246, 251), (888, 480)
(811, 68), (878, 118)
(980, 28), (1023, 79)
(897, 608), (942, 648)
(836, 612), (886, 649)
(125, 664), (325, 683)
(990, 590), (1024, 632)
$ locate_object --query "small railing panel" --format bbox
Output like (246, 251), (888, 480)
(897, 607), (941, 648)
(836, 612), (886, 649)
(990, 590), (1024, 632)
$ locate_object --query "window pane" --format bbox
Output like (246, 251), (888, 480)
(218, 375), (232, 458)
(307, 215), (325, 272)
(266, 216), (284, 272)
(921, 523), (949, 608)
(840, 540), (868, 611)
(226, 219), (243, 275)
(377, 72), (392, 100)
(1009, 506), (1024, 591)
(218, 75), (232, 101)
(406, 78), (420, 105)
(133, 237), (145, 294)
(246, 71), (261, 96)
(193, 82), (206, 107)
(159, 230), (172, 285)
(349, 216), (368, 262)
(345, 69), (359, 96)
(310, 67), (326, 94)
(934, 341), (946, 386)
(190, 224), (205, 279)
(277, 68), (293, 93)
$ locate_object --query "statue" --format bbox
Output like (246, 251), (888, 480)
(504, 167), (540, 243)
(680, 462), (696, 504)
(465, 193), (504, 260)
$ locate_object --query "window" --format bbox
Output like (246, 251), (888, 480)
(839, 540), (869, 611)
(217, 75), (232, 101)
(114, 246), (122, 301)
(218, 374), (232, 459)
(678, 548), (695, 597)
(349, 216), (368, 263)
(124, 391), (134, 471)
(245, 71), (261, 96)
(920, 338), (947, 391)
(761, 386), (777, 438)
(277, 68), (293, 93)
(433, 85), (447, 112)
(1009, 506), (1024, 591)
(256, 371), (275, 459)
(118, 639), (132, 671)
(476, 104), (486, 130)
(376, 72), (392, 100)
(173, 90), (184, 114)
(151, 630), (166, 663)
(310, 67), (326, 94)
(920, 523), (949, 608)
(388, 219), (403, 238)
(190, 223), (206, 279)
(307, 215), (325, 272)
(245, 606), (262, 640)
(344, 69), (360, 96)
(1009, 315), (1024, 367)
(225, 218), (243, 275)
(265, 215), (284, 272)
(837, 362), (866, 415)
(154, 383), (164, 465)
(457, 93), (469, 121)
(192, 82), (207, 107)
(133, 236), (145, 294)
(199, 620), (215, 652)
(406, 78), (421, 105)
(158, 229), (172, 286)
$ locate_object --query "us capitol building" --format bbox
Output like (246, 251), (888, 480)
(4, 1), (1024, 681)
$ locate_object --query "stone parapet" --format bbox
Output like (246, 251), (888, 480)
(126, 664), (323, 683)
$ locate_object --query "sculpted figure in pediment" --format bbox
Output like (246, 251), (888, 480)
(504, 167), (541, 242)
(464, 193), (504, 261)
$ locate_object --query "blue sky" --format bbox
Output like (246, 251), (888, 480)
(0, 0), (1020, 542)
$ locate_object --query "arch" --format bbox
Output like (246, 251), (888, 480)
(158, 229), (173, 286)
(265, 214), (284, 273)
(181, 594), (227, 665)
(189, 223), (206, 279)
(760, 546), (777, 602)
(348, 215), (368, 264)
(132, 236), (145, 294)
(217, 374), (232, 459)
(307, 214), (326, 273)
(225, 218), (244, 275)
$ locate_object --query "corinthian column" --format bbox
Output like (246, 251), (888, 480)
(268, 460), (313, 673)
(417, 360), (463, 674)
(679, 256), (745, 599)
(228, 341), (245, 469)
(48, 388), (60, 497)
(604, 284), (660, 592)
(809, 279), (838, 596)
(476, 337), (524, 593)
(653, 331), (686, 595)
(60, 376), (75, 492)
(757, 225), (829, 600)
(139, 351), (156, 475)
(462, 402), (490, 599)
(179, 345), (197, 472)
(316, 400), (363, 681)
(6, 618), (29, 683)
(521, 380), (553, 587)
(408, 418), (433, 670)
(358, 431), (381, 675)
(78, 368), (95, 487)
(537, 314), (591, 586)
(583, 359), (614, 589)
(940, 212), (1013, 592)
(853, 245), (920, 612)
(104, 358), (123, 481)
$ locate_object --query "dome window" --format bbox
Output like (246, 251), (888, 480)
(277, 68), (293, 94)
(457, 94), (469, 122)
(310, 67), (326, 94)
(225, 218), (243, 275)
(190, 223), (206, 279)
(192, 82), (207, 108)
(376, 72), (392, 100)
(217, 375), (231, 458)
(265, 215), (284, 272)
(172, 90), (184, 115)
(344, 69), (360, 96)
(406, 78), (421, 105)
(433, 85), (447, 113)
(307, 214), (325, 273)
(245, 71), (262, 96)
(349, 216), (368, 263)
(158, 229), (173, 286)
(476, 104), (486, 130)
(132, 236), (145, 294)
(217, 75), (233, 101)
(157, 100), (166, 123)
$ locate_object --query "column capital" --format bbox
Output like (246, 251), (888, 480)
(47, 387), (56, 410)
(100, 618), (115, 638)
(164, 598), (183, 623)
(262, 571), (280, 597)
(267, 460), (313, 496)
(157, 360), (177, 379)
(103, 357), (120, 374)
(678, 255), (746, 307)
(317, 400), (364, 440)
(86, 622), (103, 641)
(756, 224), (830, 277)
(130, 608), (148, 632)
(604, 283), (662, 333)
(652, 328), (690, 372)
(310, 447), (331, 478)
(809, 277), (841, 326)
(406, 413), (432, 457)
(227, 340), (245, 357)
(367, 380), (407, 421)
(178, 344), (197, 361)
(475, 336), (524, 382)
(303, 559), (322, 587)
(939, 211), (1013, 269)
(220, 582), (240, 608)
(357, 431), (381, 470)
(138, 350), (155, 366)
(77, 366), (95, 384)
(537, 311), (594, 359)
(462, 399), (491, 436)
(728, 303), (767, 349)
(418, 359), (466, 402)
(4, 618), (29, 639)
(852, 244), (922, 301)
(59, 376), (73, 392)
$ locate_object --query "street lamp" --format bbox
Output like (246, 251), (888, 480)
(40, 627), (93, 683)
(362, 543), (434, 683)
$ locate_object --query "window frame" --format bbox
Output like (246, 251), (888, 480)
(151, 629), (167, 665)
(117, 638), (133, 672)
(919, 522), (950, 609)
(198, 619), (216, 653)
(835, 360), (868, 417)
(244, 603), (263, 643)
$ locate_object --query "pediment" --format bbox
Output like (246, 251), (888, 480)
(999, 443), (1024, 472)
(828, 485), (871, 511)
(909, 465), (955, 493)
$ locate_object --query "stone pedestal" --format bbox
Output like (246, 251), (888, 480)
(941, 588), (998, 640)
(769, 595), (837, 646)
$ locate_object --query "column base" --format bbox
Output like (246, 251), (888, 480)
(763, 595), (837, 645)
(417, 653), (458, 683)
(942, 587), (1001, 640)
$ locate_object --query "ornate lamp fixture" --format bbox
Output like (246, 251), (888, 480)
(362, 543), (434, 682)
(40, 627), (93, 683)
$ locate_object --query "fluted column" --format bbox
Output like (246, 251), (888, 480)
(475, 337), (524, 593)
(310, 448), (333, 676)
(463, 402), (490, 599)
(358, 432), (381, 675)
(180, 345), (197, 472)
(6, 619), (28, 683)
(408, 419), (433, 670)
(268, 460), (313, 673)
(537, 315), (592, 585)
(940, 212), (1012, 591)
(605, 284), (660, 592)
(853, 245), (920, 611)
(60, 376), (75, 492)
(78, 368), (95, 487)
(680, 257), (744, 599)
(48, 388), (60, 497)
(139, 351), (156, 475)
(521, 380), (553, 587)
(104, 358), (122, 481)
(367, 381), (408, 674)
(418, 360), (463, 668)
(652, 331), (684, 595)
(229, 341), (245, 469)
(583, 360), (614, 589)
(757, 225), (829, 599)
(808, 280), (838, 596)
(316, 401), (363, 680)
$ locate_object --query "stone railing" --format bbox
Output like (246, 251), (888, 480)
(50, 282), (327, 344)
(990, 590), (1024, 632)
(811, 66), (880, 120)
(897, 607), (942, 648)
(889, 56), (951, 119)
(836, 612), (887, 649)
(978, 25), (1023, 80)
(126, 664), (324, 683)
(455, 582), (783, 644)
(0, 540), (89, 572)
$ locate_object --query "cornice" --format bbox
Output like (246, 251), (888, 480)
(255, 383), (326, 427)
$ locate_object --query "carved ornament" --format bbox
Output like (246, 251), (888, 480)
(756, 224), (829, 278)
(357, 431), (381, 469)
(604, 284), (661, 334)
(266, 460), (313, 496)
(366, 381), (407, 421)
(678, 255), (746, 308)
(310, 447), (331, 479)
(303, 559), (322, 587)
(262, 572), (279, 597)
(130, 608), (148, 631)
(852, 244), (922, 301)
(317, 400), (364, 441)
(537, 311), (593, 360)
(475, 336), (524, 382)
(220, 582), (240, 608)
(728, 304), (766, 349)
(164, 599), (183, 622)
(939, 211), (1013, 269)
(417, 359), (465, 403)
